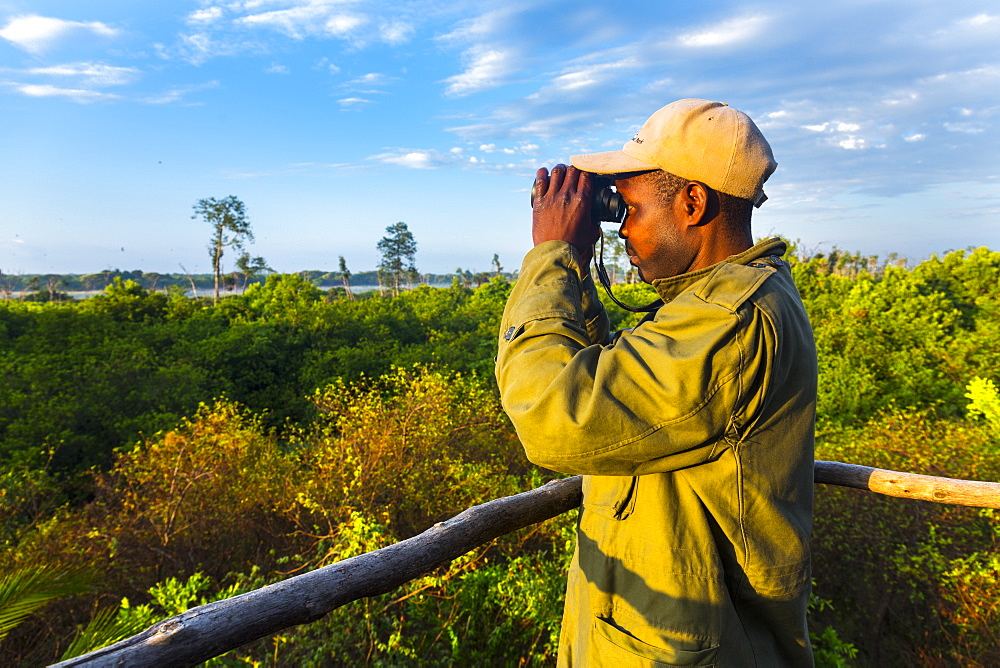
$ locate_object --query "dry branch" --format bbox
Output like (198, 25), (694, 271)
(53, 476), (583, 668)
(815, 460), (1000, 508)
(57, 461), (1000, 666)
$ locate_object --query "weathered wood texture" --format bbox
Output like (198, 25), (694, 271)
(53, 476), (583, 668)
(815, 460), (1000, 508)
(57, 462), (1000, 667)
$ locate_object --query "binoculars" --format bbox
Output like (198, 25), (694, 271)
(530, 178), (627, 226)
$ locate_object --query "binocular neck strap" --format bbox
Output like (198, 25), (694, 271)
(593, 236), (662, 313)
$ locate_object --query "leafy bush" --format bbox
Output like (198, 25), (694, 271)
(812, 410), (1000, 664)
(2, 246), (999, 665)
(966, 376), (1000, 439)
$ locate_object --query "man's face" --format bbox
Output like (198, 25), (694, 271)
(613, 174), (695, 283)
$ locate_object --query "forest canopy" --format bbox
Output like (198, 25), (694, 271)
(1, 243), (998, 665)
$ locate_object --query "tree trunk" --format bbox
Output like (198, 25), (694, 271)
(213, 242), (222, 305)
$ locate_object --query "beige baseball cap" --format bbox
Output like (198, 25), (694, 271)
(570, 98), (777, 207)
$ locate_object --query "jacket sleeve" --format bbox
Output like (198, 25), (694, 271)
(496, 241), (758, 476)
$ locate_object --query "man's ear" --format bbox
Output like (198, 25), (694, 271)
(674, 181), (716, 226)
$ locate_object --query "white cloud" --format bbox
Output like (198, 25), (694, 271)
(804, 123), (828, 132)
(27, 63), (140, 87)
(366, 145), (532, 171)
(187, 7), (225, 25)
(444, 45), (516, 96)
(837, 137), (866, 150)
(164, 1), (422, 63)
(338, 97), (372, 109)
(438, 8), (516, 44)
(0, 14), (118, 53)
(314, 57), (340, 74)
(236, 2), (365, 40)
(379, 20), (413, 44)
(944, 122), (985, 134)
(546, 59), (637, 94)
(141, 81), (219, 105)
(918, 64), (1000, 86)
(883, 92), (919, 106)
(525, 56), (640, 105)
(10, 83), (117, 103)
(266, 63), (290, 74)
(177, 32), (214, 63)
(347, 72), (388, 86)
(169, 30), (255, 65)
(958, 13), (998, 28)
(677, 15), (767, 48)
(475, 142), (536, 155)
(369, 149), (449, 169)
(904, 133), (926, 142)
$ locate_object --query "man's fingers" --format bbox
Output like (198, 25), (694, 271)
(531, 168), (549, 206)
(549, 163), (566, 193)
(562, 164), (581, 192)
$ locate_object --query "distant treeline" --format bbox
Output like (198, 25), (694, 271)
(0, 267), (517, 299)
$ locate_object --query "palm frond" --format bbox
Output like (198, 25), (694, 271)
(0, 565), (93, 641)
(59, 605), (151, 660)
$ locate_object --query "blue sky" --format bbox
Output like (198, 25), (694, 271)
(1, 0), (998, 276)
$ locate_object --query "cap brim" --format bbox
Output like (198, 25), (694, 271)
(570, 150), (656, 175)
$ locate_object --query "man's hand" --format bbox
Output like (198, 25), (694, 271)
(531, 164), (601, 268)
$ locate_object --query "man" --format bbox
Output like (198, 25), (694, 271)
(495, 99), (817, 666)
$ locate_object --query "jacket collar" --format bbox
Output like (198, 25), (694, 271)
(648, 237), (788, 303)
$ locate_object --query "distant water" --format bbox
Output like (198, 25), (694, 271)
(12, 283), (452, 301)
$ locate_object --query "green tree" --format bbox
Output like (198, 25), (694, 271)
(193, 196), (254, 304)
(377, 222), (417, 297)
(600, 228), (628, 285)
(235, 253), (271, 293)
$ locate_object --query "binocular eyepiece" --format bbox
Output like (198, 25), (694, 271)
(530, 177), (627, 226)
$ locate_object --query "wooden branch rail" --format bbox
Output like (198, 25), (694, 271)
(56, 462), (1000, 667)
(53, 477), (584, 668)
(814, 460), (1000, 508)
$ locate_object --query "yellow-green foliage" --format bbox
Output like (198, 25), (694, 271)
(812, 410), (1000, 664)
(298, 365), (525, 540)
(3, 246), (1000, 665)
(0, 366), (562, 665)
(966, 376), (1000, 437)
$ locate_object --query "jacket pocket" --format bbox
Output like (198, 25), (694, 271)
(594, 617), (719, 666)
(582, 475), (638, 520)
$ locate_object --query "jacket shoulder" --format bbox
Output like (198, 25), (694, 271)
(692, 262), (776, 313)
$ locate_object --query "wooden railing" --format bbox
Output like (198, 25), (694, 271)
(55, 462), (1000, 667)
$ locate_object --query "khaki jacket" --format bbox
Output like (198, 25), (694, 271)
(496, 238), (816, 667)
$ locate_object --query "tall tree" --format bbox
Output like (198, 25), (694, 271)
(338, 256), (354, 301)
(376, 222), (417, 297)
(193, 196), (253, 303)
